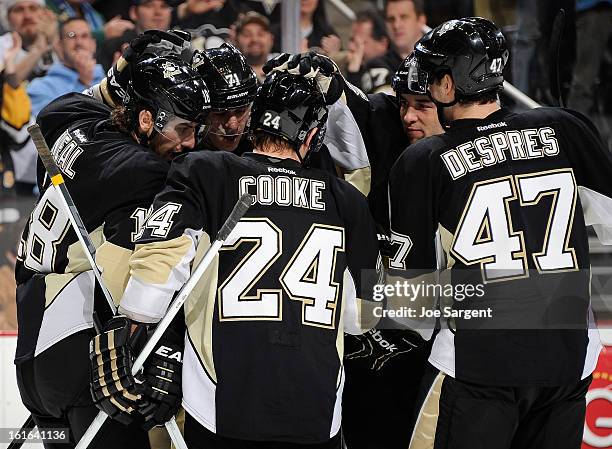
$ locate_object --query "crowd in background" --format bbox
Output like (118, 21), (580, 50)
(0, 0), (611, 330)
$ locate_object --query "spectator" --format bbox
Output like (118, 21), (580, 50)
(345, 9), (398, 93)
(27, 18), (104, 115)
(300, 0), (340, 52)
(47, 0), (134, 43)
(567, 0), (612, 120)
(238, 0), (280, 25)
(0, 0), (57, 193)
(234, 11), (274, 81)
(173, 0), (242, 50)
(356, 0), (427, 93)
(97, 29), (136, 71)
(1, 31), (30, 193)
(1, 0), (58, 85)
(97, 0), (169, 71)
(384, 0), (426, 59)
(90, 0), (131, 22)
(130, 0), (171, 33)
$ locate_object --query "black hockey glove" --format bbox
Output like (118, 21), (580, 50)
(138, 328), (184, 430)
(89, 316), (146, 425)
(263, 51), (344, 105)
(345, 328), (423, 371)
(103, 30), (191, 106)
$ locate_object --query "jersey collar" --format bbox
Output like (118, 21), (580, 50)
(243, 152), (303, 169)
(446, 107), (512, 131)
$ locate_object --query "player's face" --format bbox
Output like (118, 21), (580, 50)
(236, 23), (273, 64)
(398, 93), (440, 144)
(8, 2), (42, 42)
(149, 112), (198, 160)
(130, 0), (171, 32)
(205, 105), (251, 152)
(385, 1), (426, 56)
(151, 130), (195, 160)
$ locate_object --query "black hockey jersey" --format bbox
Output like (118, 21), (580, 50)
(14, 93), (168, 362)
(343, 82), (409, 230)
(389, 107), (612, 386)
(346, 49), (403, 95)
(119, 151), (380, 443)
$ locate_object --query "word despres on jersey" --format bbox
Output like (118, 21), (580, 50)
(238, 167), (326, 210)
(442, 124), (560, 180)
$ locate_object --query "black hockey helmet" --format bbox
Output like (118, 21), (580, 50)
(191, 42), (258, 111)
(250, 71), (328, 161)
(125, 54), (211, 142)
(391, 52), (429, 96)
(413, 17), (508, 99)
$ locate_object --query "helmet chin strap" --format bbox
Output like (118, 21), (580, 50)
(427, 91), (458, 127)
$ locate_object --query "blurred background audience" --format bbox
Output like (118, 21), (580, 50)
(1, 0), (612, 331)
(234, 11), (274, 80)
(27, 17), (103, 115)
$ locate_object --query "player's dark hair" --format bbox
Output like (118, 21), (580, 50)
(384, 0), (426, 17)
(457, 91), (499, 105)
(355, 10), (390, 44)
(111, 106), (131, 134)
(250, 131), (293, 154)
(111, 103), (152, 136)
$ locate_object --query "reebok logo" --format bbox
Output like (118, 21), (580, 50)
(477, 121), (507, 131)
(267, 167), (296, 175)
(368, 329), (397, 352)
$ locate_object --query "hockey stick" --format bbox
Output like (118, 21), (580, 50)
(6, 416), (35, 449)
(29, 124), (117, 317)
(75, 193), (253, 449)
(26, 124), (191, 449)
(8, 125), (115, 449)
(549, 9), (566, 107)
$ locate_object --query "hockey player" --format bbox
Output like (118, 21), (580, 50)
(191, 42), (258, 153)
(95, 71), (381, 449)
(263, 50), (444, 449)
(389, 17), (612, 449)
(192, 43), (373, 201)
(14, 36), (210, 447)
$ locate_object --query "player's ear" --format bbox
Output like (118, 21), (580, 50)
(302, 127), (319, 154)
(138, 110), (154, 135)
(440, 74), (455, 102)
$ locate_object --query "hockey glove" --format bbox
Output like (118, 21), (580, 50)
(89, 316), (146, 425)
(345, 329), (423, 371)
(138, 328), (184, 430)
(263, 51), (344, 105)
(102, 30), (191, 107)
